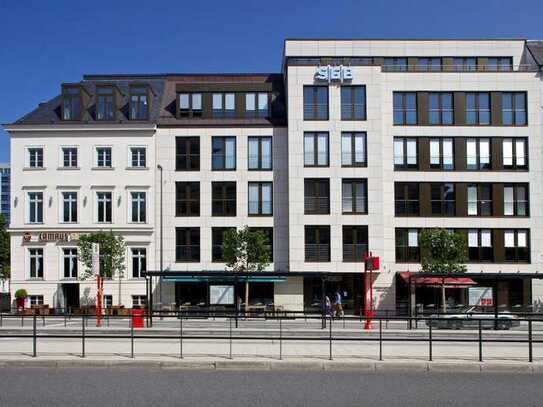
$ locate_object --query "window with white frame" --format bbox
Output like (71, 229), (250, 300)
(130, 147), (146, 168)
(63, 248), (78, 279)
(28, 248), (44, 279)
(29, 295), (44, 306)
(97, 192), (112, 223)
(132, 295), (146, 308)
(393, 138), (417, 170)
(131, 192), (146, 223)
(131, 248), (146, 278)
(28, 192), (43, 223)
(62, 147), (78, 168)
(502, 138), (527, 169)
(62, 191), (77, 223)
(28, 147), (44, 168)
(96, 147), (112, 168)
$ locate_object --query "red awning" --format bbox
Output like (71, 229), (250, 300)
(398, 272), (476, 288)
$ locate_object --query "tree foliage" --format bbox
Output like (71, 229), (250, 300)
(0, 214), (9, 281)
(77, 230), (126, 279)
(419, 228), (467, 274)
(222, 226), (270, 273)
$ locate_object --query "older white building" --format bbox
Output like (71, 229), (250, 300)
(4, 39), (543, 314)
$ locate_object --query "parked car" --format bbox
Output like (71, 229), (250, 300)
(425, 306), (520, 330)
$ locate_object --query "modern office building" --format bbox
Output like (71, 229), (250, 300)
(0, 164), (10, 225)
(4, 39), (543, 314)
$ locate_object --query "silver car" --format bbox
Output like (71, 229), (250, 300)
(425, 306), (520, 330)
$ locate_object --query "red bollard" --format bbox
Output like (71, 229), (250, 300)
(131, 309), (144, 328)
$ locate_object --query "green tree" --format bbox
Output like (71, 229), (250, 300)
(0, 214), (10, 283)
(77, 230), (126, 305)
(222, 226), (271, 310)
(419, 228), (467, 313)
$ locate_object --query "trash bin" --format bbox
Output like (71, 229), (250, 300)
(131, 308), (144, 328)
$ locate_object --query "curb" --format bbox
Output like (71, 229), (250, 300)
(0, 358), (541, 373)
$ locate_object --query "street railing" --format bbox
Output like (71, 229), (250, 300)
(0, 311), (542, 362)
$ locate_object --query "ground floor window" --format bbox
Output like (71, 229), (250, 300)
(29, 295), (44, 306)
(103, 295), (113, 308)
(132, 295), (146, 308)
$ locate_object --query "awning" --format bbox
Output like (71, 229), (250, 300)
(163, 276), (286, 283)
(399, 272), (476, 288)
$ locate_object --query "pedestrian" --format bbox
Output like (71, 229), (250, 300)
(334, 291), (344, 317)
(325, 295), (332, 316)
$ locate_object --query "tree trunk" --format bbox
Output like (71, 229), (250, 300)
(441, 280), (447, 314)
(245, 281), (249, 317)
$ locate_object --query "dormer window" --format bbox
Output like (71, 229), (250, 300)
(212, 93), (235, 118)
(96, 86), (115, 121)
(245, 93), (269, 118)
(129, 86), (149, 120)
(178, 93), (202, 118)
(62, 87), (81, 120)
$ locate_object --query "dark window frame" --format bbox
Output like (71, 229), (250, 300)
(175, 227), (200, 263)
(341, 132), (367, 167)
(501, 92), (527, 126)
(393, 137), (418, 170)
(467, 184), (493, 216)
(342, 225), (368, 262)
(465, 92), (490, 125)
(428, 92), (454, 125)
(212, 136), (237, 171)
(304, 178), (330, 215)
(175, 137), (200, 171)
(248, 181), (273, 216)
(503, 184), (529, 217)
(430, 183), (456, 216)
(340, 86), (367, 120)
(429, 138), (454, 170)
(502, 138), (528, 170)
(304, 225), (331, 262)
(96, 85), (115, 121)
(393, 92), (417, 125)
(467, 229), (494, 262)
(212, 92), (236, 118)
(62, 86), (82, 121)
(303, 86), (329, 120)
(466, 138), (491, 170)
(177, 93), (203, 118)
(395, 229), (420, 263)
(176, 182), (200, 217)
(342, 179), (368, 215)
(504, 229), (530, 263)
(212, 227), (235, 262)
(394, 183), (420, 216)
(304, 132), (329, 167)
(244, 92), (270, 118)
(212, 181), (236, 217)
(247, 136), (273, 170)
(129, 85), (150, 121)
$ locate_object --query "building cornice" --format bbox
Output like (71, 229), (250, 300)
(2, 124), (156, 133)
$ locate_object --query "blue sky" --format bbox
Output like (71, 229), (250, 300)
(1, 0), (542, 163)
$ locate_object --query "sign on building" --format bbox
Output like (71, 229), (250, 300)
(315, 65), (353, 83)
(209, 285), (234, 305)
(468, 287), (493, 306)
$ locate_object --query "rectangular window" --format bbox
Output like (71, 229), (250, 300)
(395, 229), (420, 263)
(384, 57), (408, 72)
(248, 136), (272, 170)
(175, 227), (200, 262)
(304, 179), (330, 215)
(212, 227), (235, 262)
(249, 227), (273, 263)
(28, 192), (43, 223)
(504, 184), (528, 216)
(132, 295), (147, 308)
(96, 87), (114, 121)
(468, 229), (493, 262)
(501, 92), (527, 126)
(487, 57), (512, 72)
(304, 132), (329, 167)
(212, 182), (236, 216)
(245, 93), (269, 118)
(305, 226), (330, 262)
(504, 230), (529, 262)
(28, 248), (44, 279)
(63, 248), (78, 279)
(430, 183), (455, 216)
(29, 295), (44, 306)
(341, 132), (366, 167)
(131, 192), (146, 223)
(62, 147), (78, 168)
(466, 138), (491, 170)
(502, 138), (527, 169)
(62, 192), (77, 223)
(467, 184), (492, 216)
(428, 92), (453, 125)
(248, 182), (273, 216)
(303, 86), (328, 120)
(429, 138), (454, 170)
(178, 93), (202, 118)
(393, 138), (417, 170)
(416, 57), (442, 71)
(96, 147), (112, 168)
(340, 86), (366, 120)
(465, 93), (490, 125)
(394, 183), (419, 216)
(453, 57), (477, 71)
(28, 148), (43, 168)
(176, 182), (200, 217)
(130, 147), (146, 168)
(343, 226), (368, 262)
(393, 92), (417, 125)
(342, 179), (368, 214)
(62, 87), (81, 120)
(103, 295), (113, 308)
(129, 86), (148, 120)
(97, 192), (112, 223)
(212, 93), (235, 118)
(212, 136), (236, 170)
(131, 248), (146, 278)
(175, 137), (200, 171)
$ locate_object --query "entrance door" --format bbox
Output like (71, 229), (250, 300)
(62, 284), (80, 313)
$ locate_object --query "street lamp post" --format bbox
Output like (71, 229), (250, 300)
(157, 164), (164, 313)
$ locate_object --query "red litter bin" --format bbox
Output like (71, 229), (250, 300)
(131, 308), (144, 328)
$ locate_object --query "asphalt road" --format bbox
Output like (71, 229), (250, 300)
(0, 368), (541, 407)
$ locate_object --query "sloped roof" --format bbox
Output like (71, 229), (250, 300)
(527, 41), (543, 66)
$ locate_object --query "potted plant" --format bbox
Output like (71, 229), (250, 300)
(14, 289), (28, 312)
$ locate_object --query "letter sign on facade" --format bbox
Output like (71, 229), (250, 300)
(315, 65), (353, 83)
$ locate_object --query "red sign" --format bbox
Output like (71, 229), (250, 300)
(365, 256), (380, 271)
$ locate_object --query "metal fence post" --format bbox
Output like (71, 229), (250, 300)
(478, 319), (483, 362)
(279, 317), (282, 360)
(428, 317), (433, 362)
(529, 319), (533, 363)
(81, 314), (86, 358)
(21, 314), (24, 327)
(229, 317), (233, 360)
(32, 313), (37, 357)
(0, 312), (3, 327)
(379, 319), (383, 361)
(64, 313), (67, 328)
(179, 315), (183, 359)
(329, 315), (333, 361)
(42, 314), (45, 327)
(131, 318), (134, 359)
